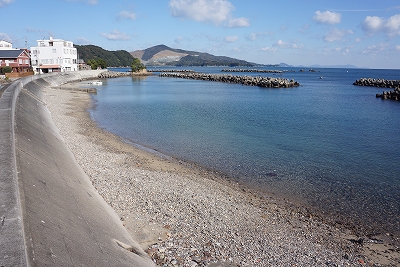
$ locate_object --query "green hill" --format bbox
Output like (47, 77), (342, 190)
(75, 45), (134, 67)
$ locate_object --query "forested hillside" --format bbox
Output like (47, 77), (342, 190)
(170, 54), (253, 67)
(75, 45), (134, 67)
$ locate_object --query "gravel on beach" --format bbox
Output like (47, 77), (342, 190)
(43, 87), (399, 267)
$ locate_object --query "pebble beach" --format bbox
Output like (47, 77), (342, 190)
(43, 86), (400, 267)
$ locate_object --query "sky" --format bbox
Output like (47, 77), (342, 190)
(1, 0), (400, 69)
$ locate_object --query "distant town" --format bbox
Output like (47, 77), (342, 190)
(0, 37), (86, 79)
(0, 37), (261, 83)
(1, 36), (359, 82)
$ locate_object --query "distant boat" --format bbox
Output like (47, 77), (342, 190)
(89, 81), (103, 85)
(320, 76), (323, 79)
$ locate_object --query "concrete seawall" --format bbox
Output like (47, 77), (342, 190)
(0, 71), (155, 266)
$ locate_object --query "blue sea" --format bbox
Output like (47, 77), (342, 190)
(90, 66), (400, 236)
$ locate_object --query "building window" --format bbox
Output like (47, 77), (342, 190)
(19, 59), (22, 64)
(52, 49), (56, 53)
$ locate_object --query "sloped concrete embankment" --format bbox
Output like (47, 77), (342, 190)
(0, 71), (155, 267)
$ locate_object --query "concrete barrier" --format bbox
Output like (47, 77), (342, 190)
(0, 70), (155, 266)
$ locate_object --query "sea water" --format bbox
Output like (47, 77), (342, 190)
(90, 67), (400, 236)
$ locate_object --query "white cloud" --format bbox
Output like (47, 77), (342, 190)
(385, 14), (400, 37)
(313, 11), (341, 25)
(65, 0), (97, 5)
(355, 37), (362, 42)
(261, 47), (277, 52)
(323, 28), (353, 42)
(273, 40), (288, 48)
(169, 0), (249, 27)
(117, 11), (136, 20)
(361, 14), (400, 37)
(298, 24), (311, 33)
(169, 0), (233, 24)
(174, 36), (184, 43)
(100, 30), (131, 41)
(396, 45), (400, 51)
(0, 0), (13, 7)
(272, 39), (304, 49)
(330, 46), (353, 55)
(361, 16), (384, 34)
(362, 43), (390, 54)
(224, 35), (238, 43)
(247, 33), (257, 41)
(246, 31), (273, 41)
(75, 37), (90, 45)
(227, 17), (249, 28)
(0, 33), (11, 41)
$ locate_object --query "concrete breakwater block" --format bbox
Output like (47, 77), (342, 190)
(159, 72), (300, 88)
(354, 78), (400, 101)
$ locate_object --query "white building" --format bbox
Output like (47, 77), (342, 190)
(30, 37), (78, 73)
(0, 40), (15, 50)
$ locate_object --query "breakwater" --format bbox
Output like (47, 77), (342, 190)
(222, 68), (283, 73)
(159, 72), (300, 88)
(148, 69), (195, 73)
(376, 88), (400, 100)
(353, 78), (400, 100)
(353, 78), (400, 89)
(98, 71), (131, 78)
(99, 70), (152, 78)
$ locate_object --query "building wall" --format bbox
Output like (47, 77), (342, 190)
(0, 50), (31, 75)
(0, 40), (13, 50)
(30, 37), (78, 73)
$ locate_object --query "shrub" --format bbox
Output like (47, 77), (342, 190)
(2, 66), (12, 73)
(131, 58), (145, 72)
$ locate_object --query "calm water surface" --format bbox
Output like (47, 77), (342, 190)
(90, 67), (400, 236)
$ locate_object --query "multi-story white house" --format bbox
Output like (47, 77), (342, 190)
(0, 40), (14, 50)
(30, 37), (78, 73)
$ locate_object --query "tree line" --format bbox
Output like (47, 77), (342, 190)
(75, 44), (144, 71)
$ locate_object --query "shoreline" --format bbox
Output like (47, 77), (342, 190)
(43, 85), (399, 266)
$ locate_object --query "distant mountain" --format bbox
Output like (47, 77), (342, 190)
(309, 64), (358, 69)
(75, 45), (134, 67)
(278, 62), (291, 67)
(292, 64), (358, 69)
(130, 44), (256, 67)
